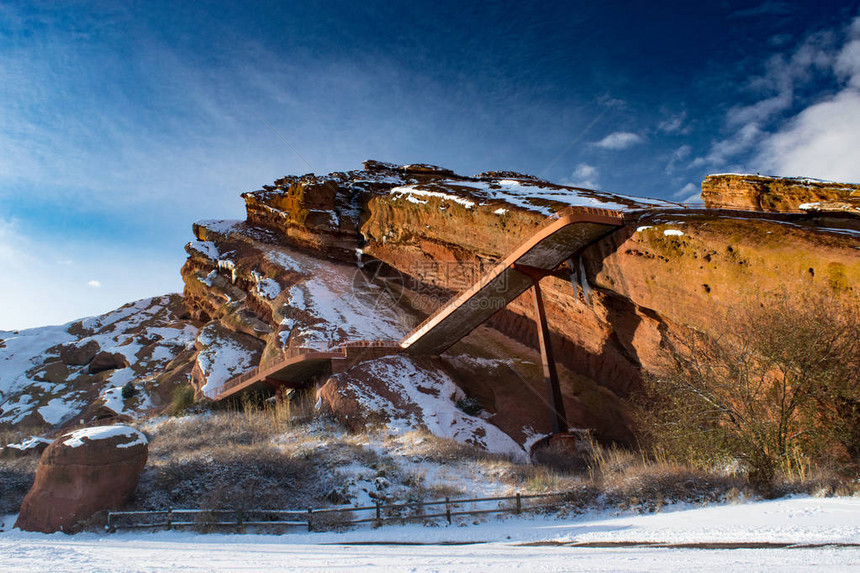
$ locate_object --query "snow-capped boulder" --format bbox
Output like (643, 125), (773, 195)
(317, 355), (527, 462)
(15, 425), (148, 533)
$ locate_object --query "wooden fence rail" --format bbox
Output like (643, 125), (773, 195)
(107, 491), (566, 533)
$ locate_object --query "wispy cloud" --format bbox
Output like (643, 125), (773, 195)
(665, 144), (692, 174)
(728, 1), (795, 20)
(692, 20), (847, 174)
(673, 182), (700, 202)
(593, 131), (644, 150)
(657, 112), (688, 134)
(562, 163), (600, 188)
(755, 15), (860, 182)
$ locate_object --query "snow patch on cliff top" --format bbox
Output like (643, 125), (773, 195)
(390, 178), (674, 216)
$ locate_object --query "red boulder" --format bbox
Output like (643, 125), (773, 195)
(15, 425), (148, 533)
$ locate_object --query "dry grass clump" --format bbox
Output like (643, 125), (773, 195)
(145, 411), (277, 458)
(125, 386), (858, 526)
(131, 410), (330, 511)
(504, 439), (752, 514)
(594, 459), (747, 512)
(770, 463), (860, 498)
(394, 432), (514, 465)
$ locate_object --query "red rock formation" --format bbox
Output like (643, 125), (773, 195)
(181, 161), (860, 446)
(701, 174), (860, 212)
(59, 340), (100, 366)
(15, 425), (148, 533)
(88, 351), (130, 374)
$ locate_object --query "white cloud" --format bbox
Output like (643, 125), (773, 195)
(754, 15), (860, 182)
(657, 112), (688, 134)
(687, 15), (860, 181)
(673, 182), (699, 201)
(593, 132), (643, 150)
(757, 90), (860, 182)
(564, 163), (599, 188)
(87, 280), (102, 288)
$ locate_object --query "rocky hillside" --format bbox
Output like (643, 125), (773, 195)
(0, 296), (197, 434)
(3, 161), (858, 458)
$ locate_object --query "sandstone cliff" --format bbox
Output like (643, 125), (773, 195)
(701, 173), (860, 212)
(7, 161), (856, 453)
(179, 161), (860, 447)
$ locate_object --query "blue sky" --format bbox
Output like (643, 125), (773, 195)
(2, 0), (859, 329)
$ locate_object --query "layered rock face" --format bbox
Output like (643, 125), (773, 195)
(15, 425), (148, 533)
(181, 160), (860, 446)
(701, 174), (860, 212)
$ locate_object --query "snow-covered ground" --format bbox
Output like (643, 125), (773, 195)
(334, 355), (528, 462)
(1, 497), (857, 571)
(0, 295), (196, 428)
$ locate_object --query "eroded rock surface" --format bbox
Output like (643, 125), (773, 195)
(701, 173), (860, 212)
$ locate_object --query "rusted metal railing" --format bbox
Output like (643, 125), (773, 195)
(207, 340), (399, 400)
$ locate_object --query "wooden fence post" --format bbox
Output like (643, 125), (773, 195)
(102, 491), (554, 533)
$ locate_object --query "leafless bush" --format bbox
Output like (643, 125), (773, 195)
(636, 290), (860, 486)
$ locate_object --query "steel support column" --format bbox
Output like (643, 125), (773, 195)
(514, 264), (569, 434)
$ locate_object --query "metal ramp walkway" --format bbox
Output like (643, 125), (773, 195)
(210, 206), (626, 430)
(399, 206), (624, 356)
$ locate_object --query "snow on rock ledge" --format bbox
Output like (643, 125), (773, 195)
(317, 355), (528, 463)
(61, 425), (148, 449)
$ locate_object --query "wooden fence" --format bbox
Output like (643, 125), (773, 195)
(107, 492), (566, 533)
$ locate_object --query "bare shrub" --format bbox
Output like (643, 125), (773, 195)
(636, 290), (860, 485)
(413, 435), (512, 465)
(132, 444), (322, 511)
